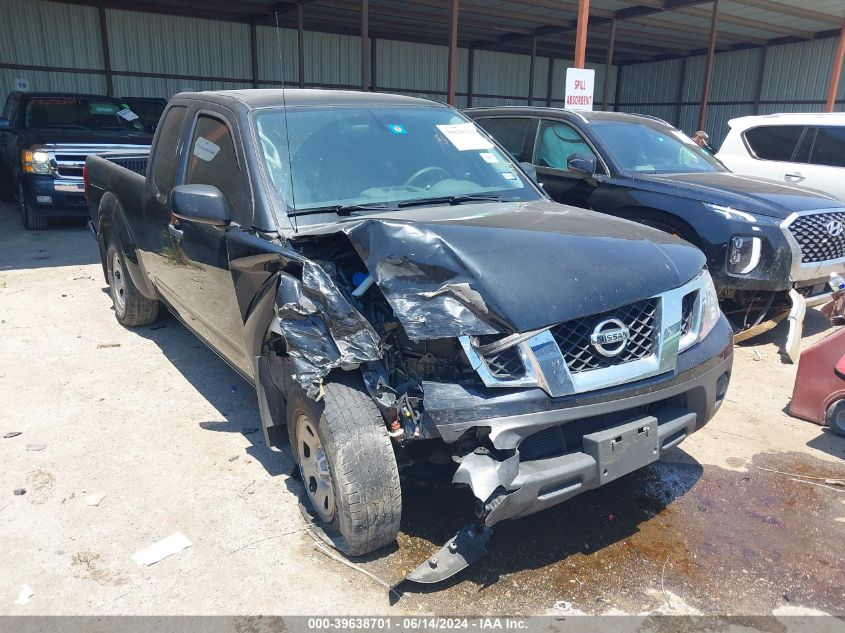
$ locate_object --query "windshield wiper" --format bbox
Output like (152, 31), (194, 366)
(397, 193), (515, 208)
(287, 202), (397, 218)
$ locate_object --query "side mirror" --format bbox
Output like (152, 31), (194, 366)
(0, 118), (11, 128)
(171, 184), (231, 226)
(567, 153), (597, 178)
(519, 161), (539, 183)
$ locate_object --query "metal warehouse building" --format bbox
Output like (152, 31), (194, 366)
(1, 0), (844, 144)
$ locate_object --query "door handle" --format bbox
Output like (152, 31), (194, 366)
(168, 222), (184, 241)
(784, 172), (804, 181)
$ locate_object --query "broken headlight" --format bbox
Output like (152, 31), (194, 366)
(22, 149), (53, 175)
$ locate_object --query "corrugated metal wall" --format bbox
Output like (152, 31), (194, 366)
(618, 36), (845, 146)
(2, 0), (617, 111)
(0, 0), (106, 94)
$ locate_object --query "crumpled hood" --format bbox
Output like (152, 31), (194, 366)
(294, 200), (706, 340)
(635, 172), (841, 219)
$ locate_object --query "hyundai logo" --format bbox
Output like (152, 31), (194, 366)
(825, 219), (843, 237)
(590, 318), (630, 357)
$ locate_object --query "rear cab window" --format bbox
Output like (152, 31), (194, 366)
(742, 125), (805, 162)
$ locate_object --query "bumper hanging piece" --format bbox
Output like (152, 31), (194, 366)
(785, 288), (806, 364)
(404, 525), (492, 585)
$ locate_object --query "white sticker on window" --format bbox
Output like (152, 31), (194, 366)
(436, 123), (493, 151)
(117, 108), (140, 122)
(502, 171), (517, 180)
(193, 137), (220, 162)
(479, 152), (498, 163)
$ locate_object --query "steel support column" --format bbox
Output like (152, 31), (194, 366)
(250, 22), (259, 88)
(674, 57), (687, 127)
(546, 57), (554, 106)
(825, 20), (845, 112)
(697, 0), (720, 132)
(447, 0), (459, 105)
(298, 3), (305, 88)
(467, 47), (475, 107)
(602, 20), (616, 110)
(753, 45), (767, 114)
(528, 36), (537, 105)
(98, 4), (113, 96)
(361, 0), (370, 91)
(574, 0), (590, 69)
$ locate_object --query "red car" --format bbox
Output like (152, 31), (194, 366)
(790, 327), (845, 437)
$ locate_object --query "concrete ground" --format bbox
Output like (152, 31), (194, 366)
(0, 204), (843, 617)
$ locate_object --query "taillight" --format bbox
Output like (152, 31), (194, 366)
(836, 353), (845, 380)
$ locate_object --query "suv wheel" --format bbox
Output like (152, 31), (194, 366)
(106, 237), (159, 326)
(288, 373), (402, 556)
(19, 184), (46, 230)
(825, 400), (845, 437)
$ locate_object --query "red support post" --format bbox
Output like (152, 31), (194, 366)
(698, 0), (720, 132)
(574, 0), (590, 69)
(825, 20), (845, 112)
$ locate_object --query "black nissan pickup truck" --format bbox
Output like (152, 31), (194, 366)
(468, 107), (845, 351)
(85, 90), (733, 583)
(0, 92), (151, 229)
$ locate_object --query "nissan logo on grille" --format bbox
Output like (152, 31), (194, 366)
(590, 318), (630, 357)
(825, 219), (844, 237)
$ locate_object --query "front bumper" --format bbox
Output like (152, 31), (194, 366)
(426, 315), (733, 526)
(20, 174), (87, 218)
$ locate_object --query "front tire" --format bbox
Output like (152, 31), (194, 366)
(825, 400), (845, 437)
(106, 237), (159, 327)
(19, 184), (46, 230)
(288, 373), (402, 556)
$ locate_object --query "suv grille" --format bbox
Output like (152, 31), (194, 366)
(787, 211), (845, 264)
(551, 298), (658, 373)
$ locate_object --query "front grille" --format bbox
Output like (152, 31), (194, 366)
(551, 298), (658, 374)
(788, 211), (845, 263)
(681, 291), (698, 336)
(55, 153), (86, 179)
(481, 345), (526, 380)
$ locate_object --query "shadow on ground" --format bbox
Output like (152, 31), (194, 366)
(0, 207), (98, 271)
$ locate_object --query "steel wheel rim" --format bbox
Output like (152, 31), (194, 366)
(296, 413), (335, 523)
(109, 251), (127, 313)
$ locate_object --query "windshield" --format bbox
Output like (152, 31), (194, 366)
(254, 105), (540, 223)
(590, 120), (726, 174)
(122, 100), (165, 128)
(23, 96), (145, 132)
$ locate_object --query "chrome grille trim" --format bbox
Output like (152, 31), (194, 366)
(780, 208), (845, 282)
(459, 272), (709, 398)
(785, 210), (845, 264)
(28, 143), (150, 181)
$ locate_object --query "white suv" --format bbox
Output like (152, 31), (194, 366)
(716, 113), (845, 202)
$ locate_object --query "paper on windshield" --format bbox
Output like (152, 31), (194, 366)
(436, 123), (493, 151)
(116, 108), (140, 122)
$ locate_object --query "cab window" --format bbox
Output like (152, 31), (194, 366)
(534, 120), (598, 173)
(185, 115), (250, 225)
(151, 105), (188, 194)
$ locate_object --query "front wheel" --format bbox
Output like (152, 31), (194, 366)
(106, 237), (159, 327)
(825, 400), (845, 437)
(19, 184), (46, 230)
(288, 373), (402, 556)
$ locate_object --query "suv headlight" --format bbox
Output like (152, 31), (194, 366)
(699, 270), (721, 343)
(22, 149), (53, 175)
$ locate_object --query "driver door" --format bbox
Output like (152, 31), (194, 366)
(531, 119), (601, 209)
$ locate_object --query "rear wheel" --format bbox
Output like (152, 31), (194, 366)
(106, 237), (159, 327)
(825, 400), (845, 437)
(19, 184), (46, 230)
(288, 373), (402, 556)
